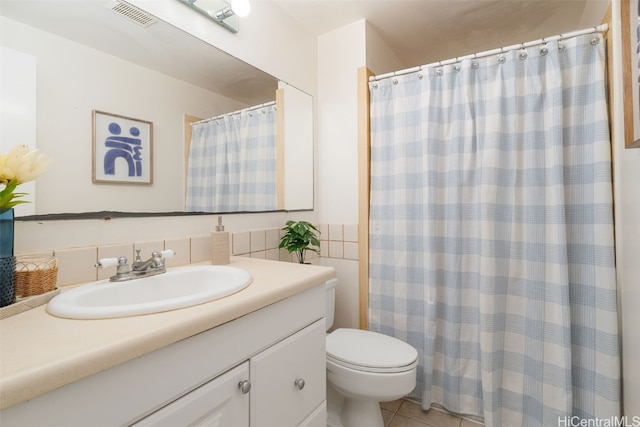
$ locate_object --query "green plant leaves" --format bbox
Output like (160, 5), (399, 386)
(0, 180), (29, 213)
(278, 220), (321, 263)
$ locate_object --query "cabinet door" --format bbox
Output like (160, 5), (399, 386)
(299, 402), (327, 427)
(250, 319), (326, 426)
(132, 362), (249, 427)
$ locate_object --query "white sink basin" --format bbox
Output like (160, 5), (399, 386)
(47, 265), (252, 319)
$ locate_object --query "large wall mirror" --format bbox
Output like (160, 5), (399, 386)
(0, 0), (313, 218)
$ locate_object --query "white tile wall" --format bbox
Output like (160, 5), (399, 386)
(164, 238), (190, 267)
(250, 230), (266, 252)
(55, 246), (98, 285)
(232, 231), (251, 255)
(329, 241), (344, 259)
(320, 224), (358, 261)
(190, 235), (211, 263)
(266, 228), (280, 250)
(344, 242), (358, 260)
(18, 224), (357, 288)
(328, 224), (343, 241)
(343, 224), (358, 242)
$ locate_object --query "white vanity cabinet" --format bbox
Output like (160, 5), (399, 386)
(250, 319), (326, 426)
(133, 362), (250, 427)
(0, 284), (327, 427)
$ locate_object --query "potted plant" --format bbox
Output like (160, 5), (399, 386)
(0, 145), (50, 307)
(278, 220), (320, 264)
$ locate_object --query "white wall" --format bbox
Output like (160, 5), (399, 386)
(610, 1), (640, 416)
(315, 20), (367, 329)
(317, 20), (366, 226)
(315, 19), (407, 227)
(315, 21), (410, 329)
(365, 21), (406, 76)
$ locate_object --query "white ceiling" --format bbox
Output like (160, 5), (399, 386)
(274, 0), (610, 69)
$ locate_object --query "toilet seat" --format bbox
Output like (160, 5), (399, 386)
(326, 329), (418, 373)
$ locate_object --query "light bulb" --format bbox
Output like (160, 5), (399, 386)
(231, 0), (250, 17)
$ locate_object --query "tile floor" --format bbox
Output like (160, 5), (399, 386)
(381, 399), (483, 427)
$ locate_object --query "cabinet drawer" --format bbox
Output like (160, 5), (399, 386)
(132, 362), (249, 427)
(250, 319), (326, 426)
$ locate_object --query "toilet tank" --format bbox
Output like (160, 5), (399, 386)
(325, 278), (337, 331)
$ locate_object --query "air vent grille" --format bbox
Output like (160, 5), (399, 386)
(106, 1), (157, 28)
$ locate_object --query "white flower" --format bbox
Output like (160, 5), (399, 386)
(0, 145), (51, 185)
(0, 145), (51, 212)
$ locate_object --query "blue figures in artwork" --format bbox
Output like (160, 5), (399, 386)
(103, 122), (143, 177)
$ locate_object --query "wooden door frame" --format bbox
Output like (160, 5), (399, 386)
(358, 67), (373, 329)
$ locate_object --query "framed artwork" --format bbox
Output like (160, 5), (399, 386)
(622, 0), (640, 148)
(92, 110), (154, 184)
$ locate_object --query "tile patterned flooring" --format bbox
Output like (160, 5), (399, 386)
(381, 399), (483, 427)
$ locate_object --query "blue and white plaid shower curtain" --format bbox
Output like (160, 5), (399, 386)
(186, 105), (277, 212)
(368, 32), (620, 426)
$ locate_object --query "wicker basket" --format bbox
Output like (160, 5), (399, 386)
(15, 256), (58, 298)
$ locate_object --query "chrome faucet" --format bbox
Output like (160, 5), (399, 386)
(95, 249), (176, 282)
(132, 250), (165, 272)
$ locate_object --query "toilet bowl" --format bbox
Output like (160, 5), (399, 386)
(325, 279), (418, 427)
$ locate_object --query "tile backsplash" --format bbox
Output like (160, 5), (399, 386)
(319, 224), (359, 261)
(16, 223), (359, 287)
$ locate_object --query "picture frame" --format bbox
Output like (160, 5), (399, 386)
(92, 110), (154, 184)
(622, 0), (640, 148)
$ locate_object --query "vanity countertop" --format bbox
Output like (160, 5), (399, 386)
(0, 257), (335, 410)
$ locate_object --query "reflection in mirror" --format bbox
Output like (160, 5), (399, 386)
(184, 82), (313, 213)
(186, 101), (278, 212)
(0, 0), (313, 218)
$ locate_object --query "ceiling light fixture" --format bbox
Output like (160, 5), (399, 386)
(179, 0), (250, 33)
(231, 0), (251, 17)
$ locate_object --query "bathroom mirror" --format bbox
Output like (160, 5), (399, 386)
(0, 0), (313, 217)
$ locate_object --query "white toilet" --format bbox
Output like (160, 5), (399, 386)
(325, 278), (418, 427)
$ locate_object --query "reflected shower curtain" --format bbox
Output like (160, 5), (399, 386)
(186, 105), (277, 212)
(368, 33), (619, 426)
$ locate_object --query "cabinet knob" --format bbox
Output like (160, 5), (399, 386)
(238, 379), (251, 394)
(294, 378), (305, 390)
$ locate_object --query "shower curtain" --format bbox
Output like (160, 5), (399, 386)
(368, 32), (620, 426)
(186, 104), (277, 212)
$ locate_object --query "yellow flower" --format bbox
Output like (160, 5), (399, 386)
(0, 145), (51, 212)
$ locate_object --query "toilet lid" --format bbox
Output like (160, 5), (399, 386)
(326, 329), (418, 372)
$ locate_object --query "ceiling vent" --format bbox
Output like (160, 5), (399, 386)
(105, 1), (157, 28)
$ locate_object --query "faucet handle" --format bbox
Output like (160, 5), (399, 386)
(116, 256), (130, 274)
(95, 257), (119, 268)
(159, 250), (175, 259)
(134, 249), (142, 262)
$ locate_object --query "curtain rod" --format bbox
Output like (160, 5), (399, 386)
(370, 24), (608, 82)
(192, 101), (276, 125)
